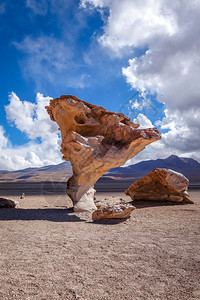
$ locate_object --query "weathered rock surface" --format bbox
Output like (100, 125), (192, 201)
(0, 198), (19, 208)
(46, 95), (161, 211)
(125, 168), (194, 204)
(73, 187), (97, 212)
(92, 204), (136, 221)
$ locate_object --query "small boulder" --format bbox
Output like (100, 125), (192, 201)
(20, 193), (25, 199)
(0, 198), (19, 208)
(92, 203), (135, 221)
(125, 168), (193, 204)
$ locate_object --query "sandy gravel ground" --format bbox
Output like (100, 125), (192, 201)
(0, 190), (199, 300)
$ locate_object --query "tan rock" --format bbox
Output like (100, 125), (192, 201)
(46, 95), (161, 211)
(0, 198), (19, 208)
(168, 195), (183, 202)
(125, 168), (194, 204)
(92, 204), (136, 221)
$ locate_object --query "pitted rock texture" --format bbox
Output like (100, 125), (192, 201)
(92, 204), (136, 221)
(46, 95), (161, 211)
(125, 168), (193, 204)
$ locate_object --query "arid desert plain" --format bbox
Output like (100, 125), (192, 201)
(0, 186), (199, 300)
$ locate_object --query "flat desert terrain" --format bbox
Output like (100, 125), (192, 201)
(0, 189), (199, 300)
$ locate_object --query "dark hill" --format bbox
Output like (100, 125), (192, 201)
(0, 156), (199, 185)
(101, 155), (200, 183)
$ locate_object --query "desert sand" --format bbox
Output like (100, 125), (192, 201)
(0, 189), (200, 300)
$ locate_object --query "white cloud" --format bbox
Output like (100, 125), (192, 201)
(6, 92), (58, 141)
(125, 107), (200, 165)
(122, 45), (200, 111)
(0, 126), (9, 149)
(0, 93), (63, 170)
(81, 0), (177, 52)
(133, 113), (154, 129)
(158, 108), (200, 153)
(82, 0), (200, 162)
(13, 36), (88, 90)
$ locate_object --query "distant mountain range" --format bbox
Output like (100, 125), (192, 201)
(102, 155), (200, 183)
(0, 155), (199, 184)
(0, 162), (72, 182)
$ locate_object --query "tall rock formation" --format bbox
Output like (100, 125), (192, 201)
(46, 95), (161, 211)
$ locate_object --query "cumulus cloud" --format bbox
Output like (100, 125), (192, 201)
(157, 108), (200, 153)
(82, 0), (200, 161)
(6, 92), (58, 141)
(133, 113), (154, 129)
(81, 0), (177, 52)
(0, 126), (9, 149)
(126, 110), (200, 166)
(0, 93), (63, 170)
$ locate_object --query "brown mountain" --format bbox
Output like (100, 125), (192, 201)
(0, 156), (199, 187)
(102, 155), (200, 183)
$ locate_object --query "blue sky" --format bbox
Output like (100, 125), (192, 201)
(0, 0), (200, 170)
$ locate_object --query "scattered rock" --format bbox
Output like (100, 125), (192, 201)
(46, 95), (161, 211)
(0, 198), (19, 208)
(95, 197), (127, 208)
(20, 193), (25, 199)
(92, 204), (135, 221)
(125, 168), (194, 204)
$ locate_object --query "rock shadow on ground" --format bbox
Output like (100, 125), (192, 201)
(133, 200), (193, 209)
(0, 208), (84, 222)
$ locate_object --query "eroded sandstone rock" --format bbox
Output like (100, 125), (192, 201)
(0, 198), (19, 208)
(92, 204), (136, 221)
(125, 168), (194, 204)
(46, 95), (161, 211)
